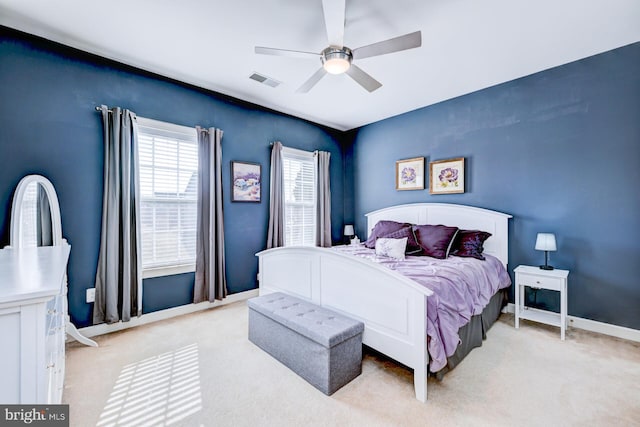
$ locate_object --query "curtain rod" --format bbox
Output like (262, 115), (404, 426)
(95, 108), (203, 134)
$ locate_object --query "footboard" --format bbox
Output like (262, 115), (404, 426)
(256, 246), (433, 402)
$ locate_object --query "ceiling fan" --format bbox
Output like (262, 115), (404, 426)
(255, 0), (422, 93)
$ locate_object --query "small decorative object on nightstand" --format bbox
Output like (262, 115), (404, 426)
(514, 265), (569, 340)
(535, 232), (557, 270)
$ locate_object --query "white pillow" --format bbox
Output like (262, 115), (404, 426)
(375, 237), (408, 261)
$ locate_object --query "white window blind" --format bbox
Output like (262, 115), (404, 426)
(137, 117), (198, 274)
(282, 147), (316, 246)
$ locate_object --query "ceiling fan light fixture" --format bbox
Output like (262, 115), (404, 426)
(255, 2), (422, 94)
(321, 47), (352, 74)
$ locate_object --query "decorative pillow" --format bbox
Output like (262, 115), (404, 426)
(412, 224), (459, 259)
(382, 226), (422, 255)
(450, 230), (492, 260)
(364, 220), (411, 249)
(375, 237), (408, 261)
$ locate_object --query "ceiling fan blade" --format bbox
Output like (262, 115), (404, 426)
(255, 46), (320, 60)
(296, 68), (327, 93)
(352, 31), (422, 60)
(322, 0), (346, 47)
(346, 64), (382, 92)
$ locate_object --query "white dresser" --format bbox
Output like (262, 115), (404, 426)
(0, 244), (70, 404)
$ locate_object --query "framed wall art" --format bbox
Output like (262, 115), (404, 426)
(429, 157), (465, 194)
(395, 157), (425, 191)
(231, 161), (261, 202)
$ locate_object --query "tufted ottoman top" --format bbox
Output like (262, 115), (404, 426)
(248, 292), (364, 348)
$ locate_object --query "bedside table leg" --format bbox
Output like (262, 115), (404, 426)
(561, 282), (567, 341)
(515, 283), (520, 329)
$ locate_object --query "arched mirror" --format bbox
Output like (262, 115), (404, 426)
(10, 174), (97, 347)
(10, 175), (63, 248)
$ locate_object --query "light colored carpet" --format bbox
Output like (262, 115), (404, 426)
(64, 301), (640, 427)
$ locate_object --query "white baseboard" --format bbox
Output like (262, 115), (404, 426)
(504, 303), (640, 343)
(73, 294), (640, 344)
(73, 289), (259, 340)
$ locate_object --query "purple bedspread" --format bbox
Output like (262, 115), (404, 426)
(332, 244), (511, 372)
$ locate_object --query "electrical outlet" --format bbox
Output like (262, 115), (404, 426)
(86, 288), (95, 303)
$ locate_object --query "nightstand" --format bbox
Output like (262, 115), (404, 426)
(514, 265), (569, 340)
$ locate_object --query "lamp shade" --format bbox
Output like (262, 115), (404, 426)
(323, 57), (351, 74)
(535, 233), (557, 251)
(344, 225), (355, 236)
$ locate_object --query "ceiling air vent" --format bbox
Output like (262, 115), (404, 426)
(249, 72), (281, 88)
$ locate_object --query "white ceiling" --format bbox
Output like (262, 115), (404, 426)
(1, 0), (639, 131)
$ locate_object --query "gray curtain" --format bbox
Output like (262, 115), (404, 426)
(194, 127), (227, 303)
(316, 151), (332, 247)
(266, 141), (284, 249)
(93, 105), (142, 324)
(37, 184), (53, 246)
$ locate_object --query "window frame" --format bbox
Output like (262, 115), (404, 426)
(281, 146), (317, 247)
(137, 116), (198, 279)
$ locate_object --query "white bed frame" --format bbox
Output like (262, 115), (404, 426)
(256, 203), (512, 402)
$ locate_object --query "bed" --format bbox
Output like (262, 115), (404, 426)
(256, 203), (512, 402)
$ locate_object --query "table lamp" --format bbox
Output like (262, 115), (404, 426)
(535, 233), (557, 270)
(344, 224), (355, 244)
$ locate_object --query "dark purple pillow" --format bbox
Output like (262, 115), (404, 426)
(382, 226), (422, 255)
(451, 230), (492, 260)
(364, 220), (411, 249)
(412, 224), (459, 259)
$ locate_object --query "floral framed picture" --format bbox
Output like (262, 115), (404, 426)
(231, 161), (261, 202)
(395, 157), (425, 191)
(430, 157), (465, 194)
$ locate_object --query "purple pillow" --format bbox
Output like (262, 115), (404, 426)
(451, 230), (492, 260)
(382, 226), (422, 255)
(364, 220), (411, 249)
(412, 224), (459, 259)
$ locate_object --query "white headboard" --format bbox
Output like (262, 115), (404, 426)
(365, 203), (512, 267)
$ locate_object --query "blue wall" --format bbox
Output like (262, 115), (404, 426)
(0, 28), (345, 327)
(2, 26), (638, 332)
(351, 43), (640, 329)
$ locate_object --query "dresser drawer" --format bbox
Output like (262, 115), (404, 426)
(517, 272), (564, 291)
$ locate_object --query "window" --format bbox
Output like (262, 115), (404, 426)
(137, 117), (198, 277)
(282, 147), (316, 246)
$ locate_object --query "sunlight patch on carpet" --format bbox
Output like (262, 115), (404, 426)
(97, 343), (202, 427)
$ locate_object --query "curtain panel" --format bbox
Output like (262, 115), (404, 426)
(93, 105), (142, 324)
(316, 151), (332, 247)
(194, 127), (227, 303)
(266, 141), (284, 249)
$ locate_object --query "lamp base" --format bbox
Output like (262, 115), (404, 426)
(539, 265), (554, 270)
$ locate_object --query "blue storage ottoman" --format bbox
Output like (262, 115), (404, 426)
(248, 292), (364, 395)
